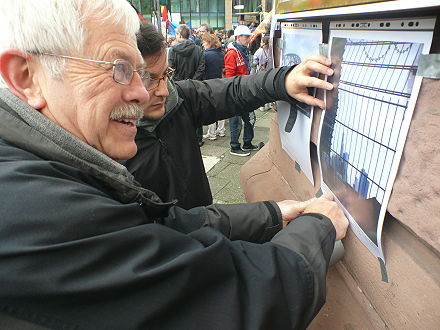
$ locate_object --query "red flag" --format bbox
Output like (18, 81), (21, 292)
(129, 3), (146, 22)
(138, 12), (146, 22)
(161, 5), (169, 22)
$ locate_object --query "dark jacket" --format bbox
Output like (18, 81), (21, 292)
(127, 67), (299, 209)
(0, 88), (336, 330)
(203, 47), (224, 80)
(168, 39), (205, 81)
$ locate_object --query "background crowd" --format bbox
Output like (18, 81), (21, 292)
(166, 21), (273, 154)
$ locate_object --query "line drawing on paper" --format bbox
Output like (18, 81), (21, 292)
(282, 33), (320, 118)
(277, 25), (322, 185)
(320, 37), (423, 247)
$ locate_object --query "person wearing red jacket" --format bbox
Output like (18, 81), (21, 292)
(224, 25), (260, 156)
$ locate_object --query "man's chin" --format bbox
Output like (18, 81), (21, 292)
(144, 107), (166, 121)
(106, 144), (138, 161)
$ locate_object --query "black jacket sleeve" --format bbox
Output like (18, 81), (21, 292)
(161, 201), (282, 243)
(175, 66), (297, 127)
(0, 153), (335, 330)
(192, 46), (205, 80)
(271, 213), (337, 329)
(168, 47), (176, 69)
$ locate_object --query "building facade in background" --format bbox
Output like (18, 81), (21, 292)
(129, 0), (272, 30)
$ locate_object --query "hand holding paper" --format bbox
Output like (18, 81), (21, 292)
(284, 55), (334, 109)
(303, 194), (349, 240)
(277, 198), (317, 227)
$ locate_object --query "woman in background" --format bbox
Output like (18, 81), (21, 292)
(201, 33), (226, 140)
(253, 35), (273, 111)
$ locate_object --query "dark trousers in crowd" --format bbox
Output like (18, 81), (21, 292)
(196, 126), (203, 142)
(229, 111), (255, 149)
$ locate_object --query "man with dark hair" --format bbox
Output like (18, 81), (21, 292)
(168, 23), (205, 144)
(195, 23), (213, 46)
(136, 19), (166, 56)
(199, 23), (213, 34)
(128, 23), (317, 210)
(123, 24), (349, 330)
(168, 24), (205, 81)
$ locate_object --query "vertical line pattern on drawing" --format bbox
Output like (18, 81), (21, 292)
(321, 37), (423, 244)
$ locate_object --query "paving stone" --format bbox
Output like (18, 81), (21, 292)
(200, 144), (228, 157)
(201, 110), (276, 204)
(221, 152), (252, 165)
(255, 117), (273, 129)
(208, 176), (229, 196)
(202, 155), (221, 173)
(207, 159), (230, 177)
(214, 163), (243, 181)
(214, 181), (246, 204)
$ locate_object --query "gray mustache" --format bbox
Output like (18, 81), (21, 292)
(110, 103), (144, 121)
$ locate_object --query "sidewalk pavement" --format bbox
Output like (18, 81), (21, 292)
(201, 108), (276, 204)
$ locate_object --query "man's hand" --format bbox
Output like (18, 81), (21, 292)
(302, 194), (349, 240)
(284, 55), (334, 109)
(277, 198), (317, 227)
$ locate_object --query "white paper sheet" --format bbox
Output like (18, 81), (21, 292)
(318, 17), (435, 262)
(277, 22), (322, 185)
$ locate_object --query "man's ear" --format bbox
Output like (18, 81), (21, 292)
(0, 50), (46, 110)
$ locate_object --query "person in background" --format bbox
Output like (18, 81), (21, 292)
(168, 24), (205, 81)
(199, 23), (213, 36)
(253, 35), (273, 111)
(225, 25), (260, 156)
(168, 24), (205, 145)
(226, 28), (235, 48)
(195, 23), (212, 46)
(201, 33), (226, 141)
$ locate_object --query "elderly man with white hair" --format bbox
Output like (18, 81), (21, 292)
(0, 1), (348, 329)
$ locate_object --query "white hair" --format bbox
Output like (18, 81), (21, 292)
(0, 0), (140, 87)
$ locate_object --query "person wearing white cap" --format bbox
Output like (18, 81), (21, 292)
(225, 25), (261, 156)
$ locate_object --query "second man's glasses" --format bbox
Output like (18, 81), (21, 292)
(146, 67), (175, 91)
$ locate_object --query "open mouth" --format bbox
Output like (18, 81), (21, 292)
(113, 118), (137, 127)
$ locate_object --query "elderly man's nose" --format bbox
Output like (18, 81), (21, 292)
(122, 74), (150, 104)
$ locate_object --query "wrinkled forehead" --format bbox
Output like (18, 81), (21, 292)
(107, 47), (144, 67)
(85, 21), (144, 66)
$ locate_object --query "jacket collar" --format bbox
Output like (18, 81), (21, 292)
(0, 89), (175, 217)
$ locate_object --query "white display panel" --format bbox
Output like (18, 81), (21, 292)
(277, 22), (322, 185)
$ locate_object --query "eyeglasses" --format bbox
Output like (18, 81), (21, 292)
(145, 67), (175, 91)
(27, 52), (151, 87)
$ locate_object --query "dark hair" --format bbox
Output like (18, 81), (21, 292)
(199, 23), (213, 33)
(261, 36), (270, 46)
(201, 33), (220, 48)
(176, 24), (190, 39)
(136, 22), (166, 58)
(227, 29), (234, 38)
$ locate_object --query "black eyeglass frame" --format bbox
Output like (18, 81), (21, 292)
(146, 67), (175, 91)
